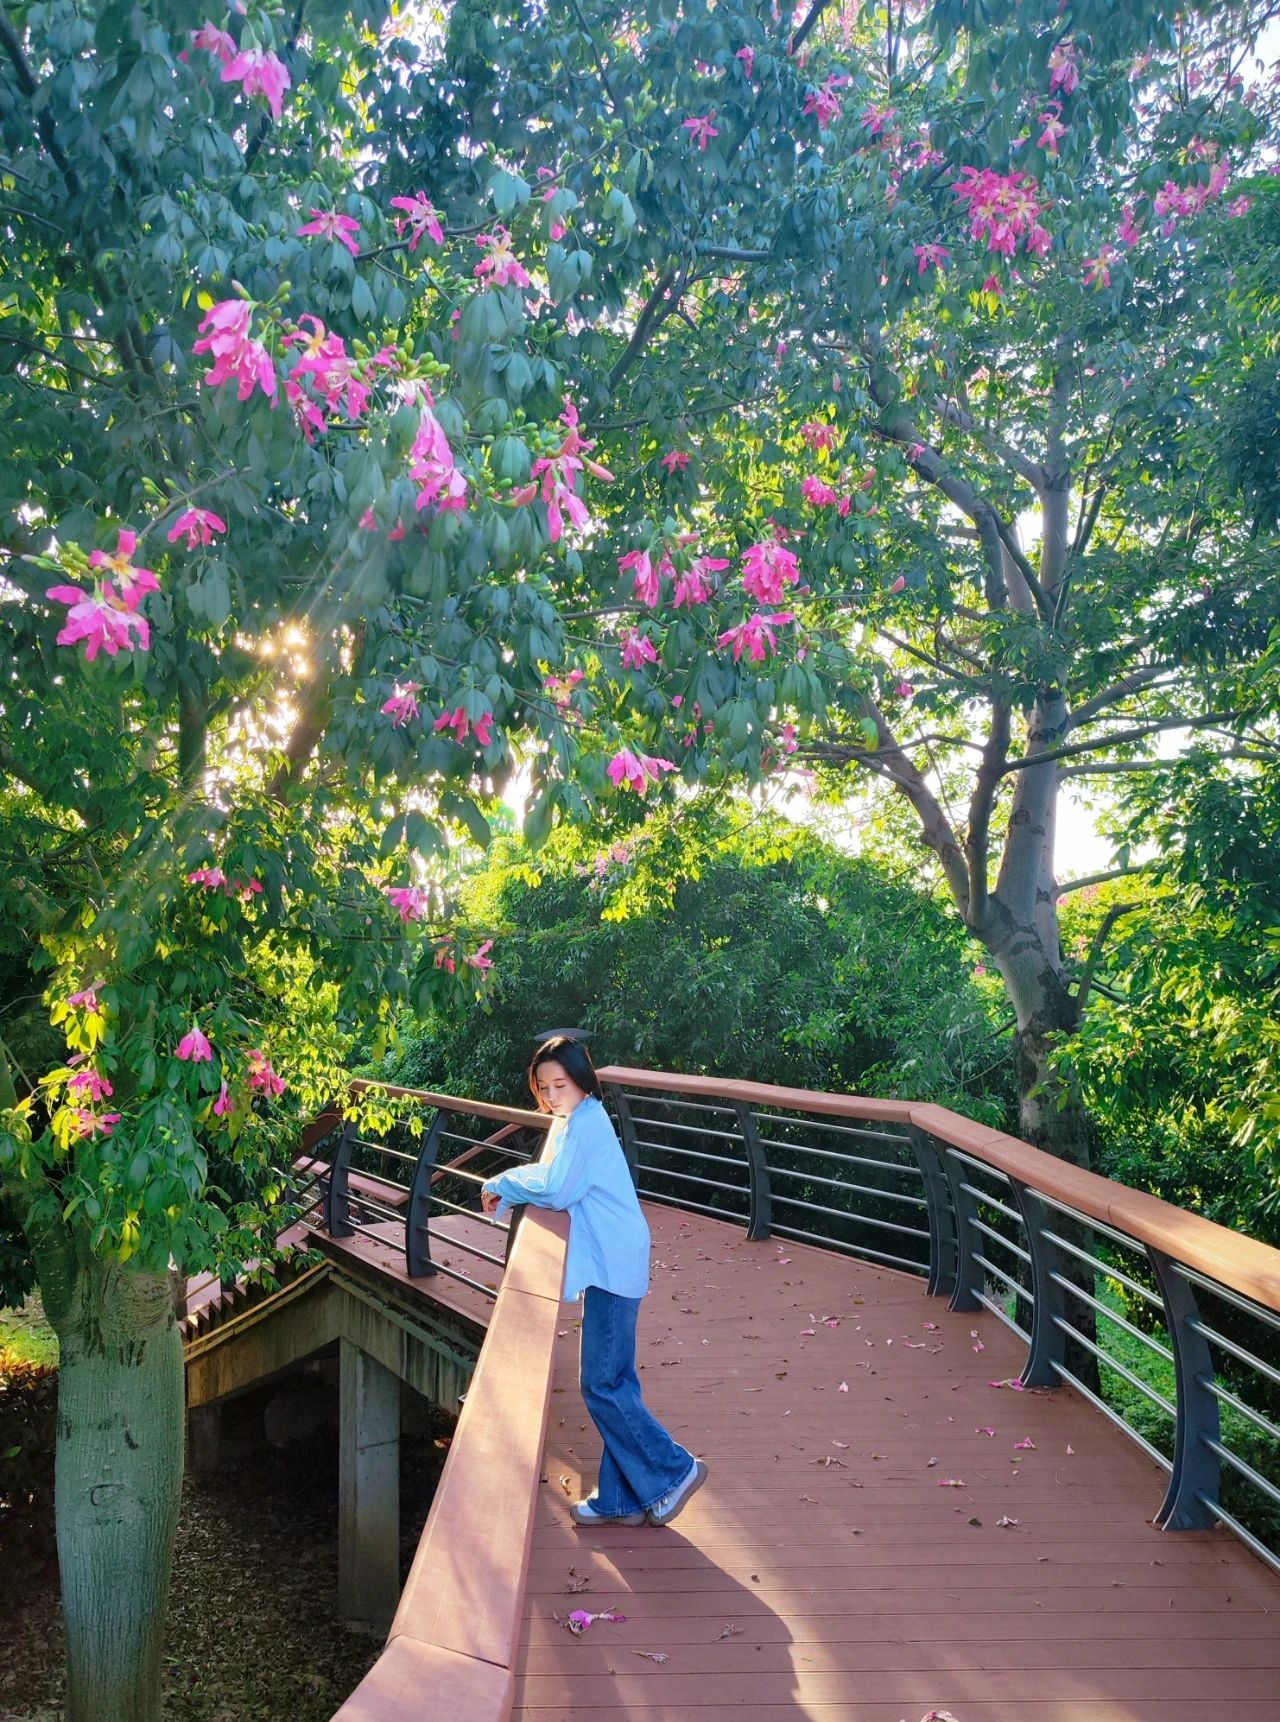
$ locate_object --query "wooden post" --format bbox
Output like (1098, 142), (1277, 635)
(338, 1340), (401, 1634)
(186, 1403), (221, 1475)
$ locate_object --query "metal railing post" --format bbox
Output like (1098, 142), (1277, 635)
(1148, 1247), (1222, 1529)
(937, 1141), (983, 1312)
(1012, 1184), (1069, 1387)
(605, 1084), (640, 1186)
(732, 1102), (772, 1241)
(405, 1109), (447, 1279)
(323, 1121), (357, 1239)
(909, 1128), (956, 1298)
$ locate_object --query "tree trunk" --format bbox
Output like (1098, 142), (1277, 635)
(52, 1254), (184, 1722)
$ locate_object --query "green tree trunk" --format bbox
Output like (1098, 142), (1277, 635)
(53, 1256), (184, 1722)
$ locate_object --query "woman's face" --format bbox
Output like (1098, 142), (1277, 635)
(535, 1059), (588, 1117)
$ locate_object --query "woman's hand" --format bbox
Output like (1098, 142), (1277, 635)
(480, 1188), (501, 1216)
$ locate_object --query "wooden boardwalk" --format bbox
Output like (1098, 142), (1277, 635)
(514, 1204), (1280, 1722)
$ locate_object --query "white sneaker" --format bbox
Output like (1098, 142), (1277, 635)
(570, 1496), (646, 1527)
(646, 1458), (708, 1527)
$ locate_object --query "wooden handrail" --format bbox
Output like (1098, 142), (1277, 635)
(597, 1065), (1280, 1315)
(349, 1076), (550, 1132)
(330, 1177), (569, 1721)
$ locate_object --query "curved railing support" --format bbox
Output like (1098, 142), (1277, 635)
(1149, 1245), (1223, 1529)
(405, 1108), (447, 1279)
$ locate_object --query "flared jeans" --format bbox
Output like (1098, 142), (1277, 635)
(579, 1285), (694, 1515)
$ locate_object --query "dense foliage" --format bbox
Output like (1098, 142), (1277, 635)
(378, 806), (1014, 1117)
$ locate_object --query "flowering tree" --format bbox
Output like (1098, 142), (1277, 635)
(3, 0), (1280, 1714)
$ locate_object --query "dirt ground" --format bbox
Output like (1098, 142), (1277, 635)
(0, 1367), (454, 1722)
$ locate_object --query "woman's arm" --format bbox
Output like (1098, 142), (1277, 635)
(482, 1124), (596, 1214)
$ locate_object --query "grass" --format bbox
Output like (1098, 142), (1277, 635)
(0, 1299), (59, 1370)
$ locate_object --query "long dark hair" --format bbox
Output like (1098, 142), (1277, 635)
(527, 1036), (603, 1110)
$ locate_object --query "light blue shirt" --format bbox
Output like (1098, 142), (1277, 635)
(482, 1095), (650, 1302)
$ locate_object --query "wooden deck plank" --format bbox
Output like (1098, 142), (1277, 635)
(511, 1205), (1280, 1722)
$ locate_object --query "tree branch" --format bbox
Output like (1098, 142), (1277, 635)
(1055, 865), (1153, 897)
(1073, 902), (1141, 1012)
(609, 265), (678, 389)
(1000, 711), (1246, 775)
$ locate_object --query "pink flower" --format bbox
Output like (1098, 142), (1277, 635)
(673, 554), (728, 609)
(1037, 106), (1067, 155)
(67, 987), (99, 1011)
(190, 22), (236, 64)
(387, 884), (430, 924)
(1083, 244), (1116, 289)
(87, 530), (159, 610)
(390, 193), (445, 251)
(166, 507), (228, 549)
(247, 1049), (286, 1097)
(741, 541), (800, 604)
(981, 274), (1004, 296)
(465, 940), (494, 971)
(717, 611), (795, 663)
(409, 406), (468, 512)
(619, 548), (662, 608)
(284, 316), (373, 420)
(433, 706), (494, 746)
(735, 45), (755, 78)
(213, 1081), (233, 1117)
(433, 942), (456, 973)
(682, 113), (719, 151)
(68, 1108), (121, 1139)
(188, 865), (226, 891)
(45, 583), (150, 660)
(545, 667), (584, 710)
(381, 681), (422, 727)
(606, 749), (678, 794)
(894, 681), (915, 698)
(221, 47), (291, 120)
(779, 723), (798, 755)
(804, 75), (848, 130)
(297, 209), (362, 257)
(800, 474), (838, 507)
(473, 227), (531, 288)
(1227, 195), (1252, 218)
(660, 449), (690, 473)
(1118, 204), (1142, 248)
(621, 630), (658, 671)
(193, 298), (277, 401)
(908, 441), (927, 462)
(914, 242), (949, 275)
(860, 102), (897, 137)
(800, 421), (838, 451)
(176, 1024), (213, 1063)
(67, 1068), (113, 1102)
(1048, 40), (1081, 97)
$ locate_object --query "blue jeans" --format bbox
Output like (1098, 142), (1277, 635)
(579, 1286), (694, 1515)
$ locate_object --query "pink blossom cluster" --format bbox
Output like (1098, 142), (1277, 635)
(800, 421), (839, 451)
(741, 540), (800, 605)
(804, 75), (849, 130)
(381, 681), (421, 727)
(297, 208), (362, 257)
(950, 168), (1050, 258)
(1048, 39), (1081, 97)
(387, 884), (430, 924)
(194, 299), (277, 402)
(46, 529), (159, 661)
(167, 507), (227, 549)
(673, 554), (729, 609)
(545, 667), (584, 711)
(434, 706), (494, 746)
(473, 226), (531, 288)
(621, 630), (658, 671)
(526, 399), (612, 544)
(682, 113), (719, 151)
(800, 474), (838, 508)
(390, 192), (445, 252)
(717, 610), (795, 664)
(619, 547), (670, 609)
(1152, 159), (1237, 233)
(409, 403), (468, 512)
(607, 749), (678, 794)
(188, 866), (264, 900)
(247, 1049), (286, 1097)
(188, 25), (291, 121)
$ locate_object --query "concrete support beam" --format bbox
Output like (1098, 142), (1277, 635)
(339, 1339), (401, 1635)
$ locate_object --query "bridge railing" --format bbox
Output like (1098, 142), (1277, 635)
(302, 1078), (550, 1302)
(598, 1066), (1280, 1573)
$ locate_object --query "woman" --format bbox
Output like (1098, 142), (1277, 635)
(481, 1037), (708, 1527)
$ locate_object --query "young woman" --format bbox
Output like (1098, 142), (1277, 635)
(480, 1037), (708, 1527)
